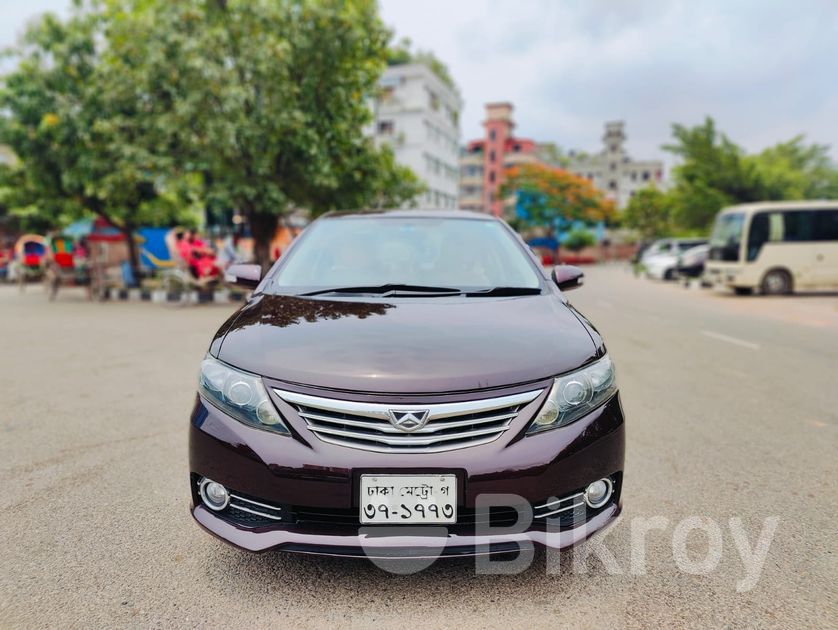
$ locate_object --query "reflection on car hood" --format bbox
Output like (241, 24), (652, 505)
(216, 293), (599, 393)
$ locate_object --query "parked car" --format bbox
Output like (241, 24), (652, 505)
(190, 209), (625, 558)
(705, 201), (838, 295)
(675, 243), (710, 282)
(642, 238), (707, 280)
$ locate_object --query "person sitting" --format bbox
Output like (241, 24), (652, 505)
(184, 230), (219, 279)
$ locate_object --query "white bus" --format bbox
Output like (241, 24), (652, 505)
(704, 201), (838, 295)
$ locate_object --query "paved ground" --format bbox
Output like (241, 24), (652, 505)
(0, 268), (835, 628)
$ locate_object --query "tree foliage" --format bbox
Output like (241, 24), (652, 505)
(500, 163), (615, 230)
(562, 228), (596, 252)
(104, 0), (424, 267)
(0, 5), (203, 272)
(663, 117), (838, 232)
(1, 0), (426, 269)
(622, 187), (674, 240)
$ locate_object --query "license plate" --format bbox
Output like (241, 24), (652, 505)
(359, 474), (457, 524)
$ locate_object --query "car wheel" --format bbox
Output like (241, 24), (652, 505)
(761, 269), (792, 295)
(733, 287), (752, 296)
(663, 269), (675, 281)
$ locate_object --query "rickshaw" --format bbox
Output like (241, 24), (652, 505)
(43, 234), (91, 300)
(14, 234), (47, 291)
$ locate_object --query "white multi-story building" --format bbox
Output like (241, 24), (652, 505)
(368, 63), (462, 209)
(567, 121), (664, 209)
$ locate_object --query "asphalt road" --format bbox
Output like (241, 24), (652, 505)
(1, 267), (836, 628)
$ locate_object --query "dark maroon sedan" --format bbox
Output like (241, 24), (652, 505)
(190, 210), (624, 558)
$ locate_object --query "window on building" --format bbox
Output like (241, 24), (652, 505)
(513, 144), (521, 152)
(609, 162), (616, 171)
(489, 129), (496, 141)
(610, 144), (617, 152)
(642, 171), (650, 181)
(429, 91), (440, 111)
(379, 86), (395, 102)
(630, 172), (637, 181)
(608, 180), (617, 191)
(489, 171), (496, 184)
(377, 120), (394, 135)
(489, 150), (496, 163)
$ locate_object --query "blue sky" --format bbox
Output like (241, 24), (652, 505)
(3, 0), (837, 165)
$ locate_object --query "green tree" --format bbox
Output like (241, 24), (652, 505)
(662, 117), (760, 230)
(562, 229), (596, 252)
(109, 0), (424, 268)
(662, 117), (838, 232)
(748, 136), (838, 200)
(0, 5), (201, 276)
(623, 187), (674, 240)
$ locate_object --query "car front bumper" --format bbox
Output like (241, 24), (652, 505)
(188, 387), (625, 557)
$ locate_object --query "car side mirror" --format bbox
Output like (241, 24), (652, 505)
(552, 265), (584, 291)
(224, 263), (262, 289)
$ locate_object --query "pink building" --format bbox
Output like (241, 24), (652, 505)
(459, 103), (542, 216)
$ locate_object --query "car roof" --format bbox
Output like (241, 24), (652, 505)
(320, 208), (496, 221)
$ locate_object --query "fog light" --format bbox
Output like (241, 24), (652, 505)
(199, 478), (230, 511)
(584, 478), (613, 508)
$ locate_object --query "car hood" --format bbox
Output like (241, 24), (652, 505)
(215, 293), (599, 394)
(644, 253), (678, 267)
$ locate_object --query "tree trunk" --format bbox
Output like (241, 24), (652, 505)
(247, 210), (278, 274)
(123, 223), (140, 287)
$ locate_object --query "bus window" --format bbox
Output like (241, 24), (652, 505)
(747, 212), (769, 261)
(813, 209), (838, 240)
(782, 211), (815, 241)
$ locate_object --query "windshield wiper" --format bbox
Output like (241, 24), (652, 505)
(462, 286), (542, 297)
(299, 283), (464, 297)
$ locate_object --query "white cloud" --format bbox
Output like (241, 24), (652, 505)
(380, 0), (838, 164)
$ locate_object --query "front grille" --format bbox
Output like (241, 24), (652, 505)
(274, 388), (542, 453)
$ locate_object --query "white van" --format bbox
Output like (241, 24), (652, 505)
(704, 201), (838, 294)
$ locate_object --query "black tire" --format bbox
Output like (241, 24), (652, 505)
(761, 269), (793, 295)
(663, 268), (675, 281)
(733, 287), (753, 296)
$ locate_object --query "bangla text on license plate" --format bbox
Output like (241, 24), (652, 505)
(359, 474), (457, 524)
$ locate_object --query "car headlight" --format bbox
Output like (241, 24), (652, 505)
(198, 355), (290, 435)
(528, 354), (617, 433)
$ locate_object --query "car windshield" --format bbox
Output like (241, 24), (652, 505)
(676, 240), (706, 252)
(268, 216), (542, 294)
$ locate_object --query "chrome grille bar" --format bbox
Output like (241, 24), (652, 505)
(275, 388), (542, 453)
(228, 502), (284, 521)
(307, 421), (513, 446)
(297, 409), (519, 434)
(533, 492), (585, 519)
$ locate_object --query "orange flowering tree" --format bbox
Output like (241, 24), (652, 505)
(500, 163), (615, 230)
